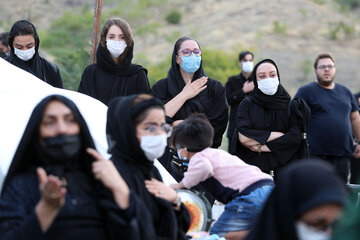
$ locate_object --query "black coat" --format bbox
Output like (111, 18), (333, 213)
(78, 42), (149, 105)
(6, 20), (63, 88)
(0, 95), (152, 240)
(225, 72), (253, 138)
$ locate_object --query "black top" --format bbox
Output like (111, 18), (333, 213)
(6, 20), (63, 88)
(106, 95), (190, 240)
(225, 72), (253, 138)
(232, 59), (309, 174)
(78, 42), (149, 105)
(0, 95), (152, 240)
(151, 44), (228, 148)
(295, 82), (358, 156)
(245, 160), (347, 240)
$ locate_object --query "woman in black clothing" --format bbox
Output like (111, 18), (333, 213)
(245, 160), (347, 240)
(0, 95), (153, 240)
(151, 36), (228, 177)
(106, 94), (190, 239)
(6, 20), (63, 88)
(233, 59), (309, 177)
(78, 18), (149, 105)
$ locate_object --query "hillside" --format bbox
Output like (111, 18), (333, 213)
(1, 0), (360, 94)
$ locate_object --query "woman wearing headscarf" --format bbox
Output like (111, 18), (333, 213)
(78, 18), (149, 105)
(245, 160), (348, 240)
(232, 59), (310, 177)
(0, 95), (153, 240)
(7, 20), (63, 88)
(106, 94), (190, 240)
(151, 36), (228, 177)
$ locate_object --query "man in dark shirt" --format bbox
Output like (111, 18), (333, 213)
(295, 53), (360, 182)
(225, 51), (254, 149)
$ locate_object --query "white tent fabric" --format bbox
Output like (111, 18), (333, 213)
(0, 58), (109, 190)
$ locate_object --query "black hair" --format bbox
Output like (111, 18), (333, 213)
(239, 50), (254, 62)
(8, 20), (39, 51)
(0, 32), (9, 46)
(170, 113), (213, 152)
(174, 36), (201, 56)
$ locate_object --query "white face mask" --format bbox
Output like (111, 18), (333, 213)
(14, 47), (35, 61)
(106, 40), (127, 58)
(242, 61), (254, 73)
(257, 77), (279, 95)
(296, 221), (330, 240)
(140, 134), (168, 161)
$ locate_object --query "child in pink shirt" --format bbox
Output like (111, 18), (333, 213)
(170, 114), (273, 239)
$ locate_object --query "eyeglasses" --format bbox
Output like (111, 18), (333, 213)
(178, 48), (202, 57)
(317, 65), (335, 70)
(139, 123), (172, 137)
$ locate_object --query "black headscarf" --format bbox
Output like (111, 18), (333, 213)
(6, 20), (63, 88)
(2, 95), (96, 193)
(151, 37), (228, 148)
(106, 95), (164, 179)
(245, 160), (348, 240)
(249, 59), (291, 109)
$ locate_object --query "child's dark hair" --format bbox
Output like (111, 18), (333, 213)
(170, 113), (214, 152)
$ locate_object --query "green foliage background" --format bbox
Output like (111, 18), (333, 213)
(39, 1), (241, 90)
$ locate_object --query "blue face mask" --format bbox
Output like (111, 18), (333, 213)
(180, 54), (201, 74)
(177, 148), (188, 162)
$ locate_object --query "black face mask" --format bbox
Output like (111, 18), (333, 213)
(41, 134), (81, 164)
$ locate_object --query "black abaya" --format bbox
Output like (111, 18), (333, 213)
(6, 20), (63, 88)
(106, 95), (190, 240)
(232, 59), (309, 174)
(78, 42), (149, 105)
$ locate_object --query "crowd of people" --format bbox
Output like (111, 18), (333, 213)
(1, 17), (360, 240)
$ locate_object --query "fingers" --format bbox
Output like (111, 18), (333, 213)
(87, 148), (105, 162)
(37, 167), (48, 185)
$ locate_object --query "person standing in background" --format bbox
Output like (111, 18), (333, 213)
(78, 18), (149, 105)
(225, 51), (254, 150)
(6, 20), (63, 88)
(295, 53), (360, 183)
(0, 32), (10, 58)
(151, 36), (228, 180)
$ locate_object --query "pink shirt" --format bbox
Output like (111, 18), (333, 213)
(182, 148), (273, 193)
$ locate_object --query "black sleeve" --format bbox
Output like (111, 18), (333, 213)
(225, 78), (245, 105)
(266, 109), (303, 166)
(101, 191), (156, 240)
(53, 65), (64, 88)
(0, 178), (46, 240)
(207, 81), (229, 148)
(237, 98), (271, 145)
(78, 66), (91, 94)
(135, 69), (150, 94)
(151, 79), (175, 125)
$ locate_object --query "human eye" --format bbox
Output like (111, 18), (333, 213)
(193, 49), (201, 55)
(146, 125), (158, 133)
(318, 65), (325, 70)
(258, 74), (265, 79)
(182, 50), (191, 56)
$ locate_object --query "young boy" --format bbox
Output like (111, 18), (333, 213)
(170, 114), (274, 240)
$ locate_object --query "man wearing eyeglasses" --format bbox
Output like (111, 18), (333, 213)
(295, 53), (360, 183)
